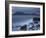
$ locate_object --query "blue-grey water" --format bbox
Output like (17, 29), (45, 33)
(12, 15), (40, 31)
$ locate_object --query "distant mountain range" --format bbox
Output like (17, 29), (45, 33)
(13, 11), (40, 16)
